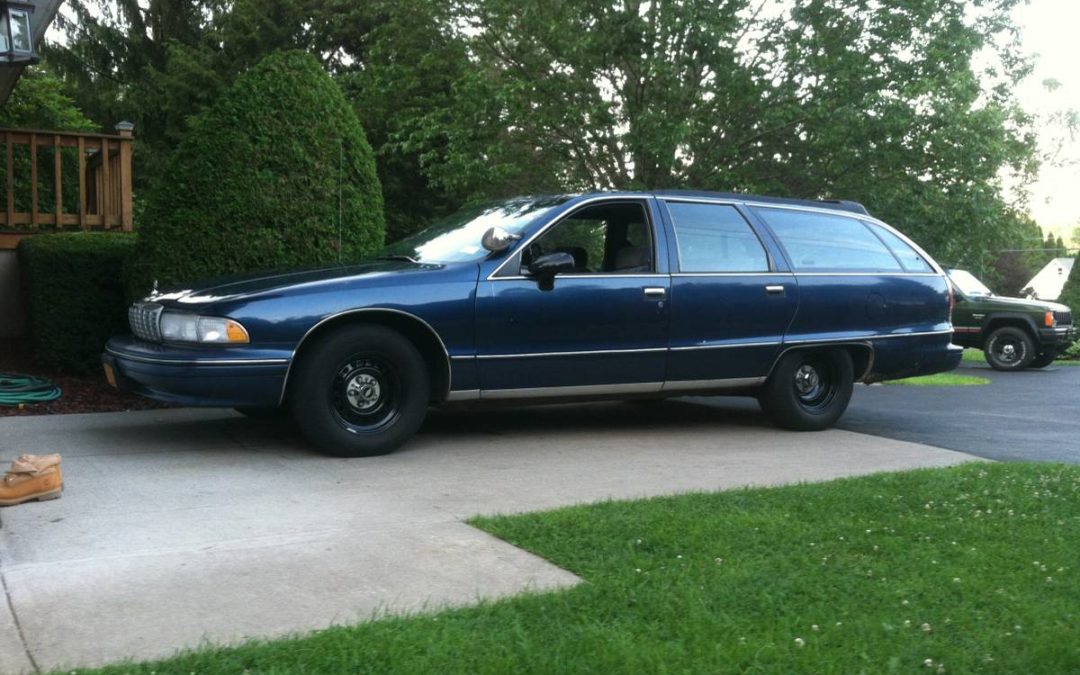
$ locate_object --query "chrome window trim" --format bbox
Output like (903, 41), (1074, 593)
(486, 196), (658, 281)
(279, 307), (452, 406)
(792, 272), (940, 277)
(105, 348), (289, 367)
(491, 273), (668, 282)
(671, 272), (793, 277)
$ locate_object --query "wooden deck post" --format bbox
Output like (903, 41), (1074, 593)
(53, 135), (62, 227)
(115, 121), (134, 232)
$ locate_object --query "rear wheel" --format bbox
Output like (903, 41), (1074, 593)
(983, 327), (1035, 371)
(290, 324), (430, 457)
(758, 349), (854, 431)
(1029, 351), (1057, 369)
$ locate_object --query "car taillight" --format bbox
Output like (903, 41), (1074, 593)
(948, 284), (956, 320)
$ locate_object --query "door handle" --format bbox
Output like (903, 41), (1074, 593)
(643, 287), (667, 299)
(764, 284), (785, 295)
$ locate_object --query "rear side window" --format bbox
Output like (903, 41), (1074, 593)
(866, 223), (933, 272)
(755, 207), (903, 272)
(666, 202), (769, 272)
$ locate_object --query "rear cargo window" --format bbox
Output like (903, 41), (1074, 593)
(866, 223), (933, 272)
(666, 202), (769, 273)
(755, 207), (903, 272)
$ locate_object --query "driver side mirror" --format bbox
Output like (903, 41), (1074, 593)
(526, 252), (576, 291)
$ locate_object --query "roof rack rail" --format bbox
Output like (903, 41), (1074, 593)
(816, 199), (870, 215)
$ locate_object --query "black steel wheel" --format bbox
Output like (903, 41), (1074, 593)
(758, 348), (854, 431)
(291, 324), (430, 457)
(983, 327), (1035, 371)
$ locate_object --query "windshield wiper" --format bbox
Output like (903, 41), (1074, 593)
(376, 255), (419, 263)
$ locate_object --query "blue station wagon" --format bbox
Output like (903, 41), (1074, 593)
(104, 191), (963, 456)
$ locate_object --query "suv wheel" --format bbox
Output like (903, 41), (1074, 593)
(290, 324), (430, 457)
(1029, 351), (1057, 369)
(983, 327), (1035, 371)
(758, 348), (854, 431)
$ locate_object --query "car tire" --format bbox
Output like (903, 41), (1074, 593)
(983, 327), (1036, 371)
(1029, 351), (1056, 369)
(758, 348), (854, 431)
(290, 324), (430, 457)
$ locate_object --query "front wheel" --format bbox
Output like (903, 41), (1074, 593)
(758, 349), (854, 431)
(290, 324), (430, 457)
(983, 327), (1035, 371)
(1029, 351), (1057, 369)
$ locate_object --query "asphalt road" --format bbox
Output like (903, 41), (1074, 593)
(838, 361), (1080, 464)
(693, 360), (1080, 463)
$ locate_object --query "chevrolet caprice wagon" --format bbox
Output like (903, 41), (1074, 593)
(104, 191), (962, 456)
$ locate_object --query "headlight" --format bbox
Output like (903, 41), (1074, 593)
(160, 312), (250, 344)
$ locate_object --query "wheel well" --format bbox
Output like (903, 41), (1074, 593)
(282, 311), (451, 405)
(983, 318), (1036, 344)
(768, 343), (874, 382)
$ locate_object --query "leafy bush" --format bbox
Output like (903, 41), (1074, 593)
(18, 233), (136, 373)
(1059, 259), (1080, 360)
(130, 50), (384, 296)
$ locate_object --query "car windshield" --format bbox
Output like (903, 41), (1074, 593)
(948, 269), (993, 297)
(379, 196), (572, 263)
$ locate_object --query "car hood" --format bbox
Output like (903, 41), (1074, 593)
(148, 260), (444, 306)
(968, 294), (1070, 313)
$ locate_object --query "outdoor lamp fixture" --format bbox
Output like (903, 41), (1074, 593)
(0, 1), (36, 65)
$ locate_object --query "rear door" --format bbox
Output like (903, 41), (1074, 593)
(660, 199), (798, 388)
(750, 206), (949, 344)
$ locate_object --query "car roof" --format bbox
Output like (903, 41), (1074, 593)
(649, 190), (870, 215)
(570, 190), (870, 216)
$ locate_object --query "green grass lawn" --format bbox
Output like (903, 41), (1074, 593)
(887, 372), (990, 386)
(78, 463), (1079, 675)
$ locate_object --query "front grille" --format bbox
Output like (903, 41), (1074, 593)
(128, 302), (164, 341)
(1055, 310), (1072, 327)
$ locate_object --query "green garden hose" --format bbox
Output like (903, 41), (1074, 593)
(0, 373), (62, 406)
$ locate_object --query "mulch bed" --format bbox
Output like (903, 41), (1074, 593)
(0, 338), (169, 416)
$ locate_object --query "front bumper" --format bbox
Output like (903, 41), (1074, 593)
(103, 335), (292, 407)
(1039, 325), (1077, 348)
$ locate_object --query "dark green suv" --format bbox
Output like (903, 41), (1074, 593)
(947, 269), (1076, 370)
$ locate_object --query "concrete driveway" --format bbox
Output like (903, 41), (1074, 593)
(0, 401), (974, 673)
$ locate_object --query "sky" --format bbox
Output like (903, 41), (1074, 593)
(1011, 0), (1080, 241)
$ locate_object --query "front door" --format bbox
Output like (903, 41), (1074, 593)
(475, 199), (669, 396)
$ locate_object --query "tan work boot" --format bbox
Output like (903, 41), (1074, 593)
(11, 453), (61, 474)
(0, 455), (63, 507)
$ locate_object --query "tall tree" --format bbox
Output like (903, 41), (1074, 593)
(44, 0), (463, 238)
(401, 0), (1037, 262)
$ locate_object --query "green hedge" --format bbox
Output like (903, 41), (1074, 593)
(1059, 259), (1080, 359)
(130, 50), (385, 296)
(18, 233), (136, 373)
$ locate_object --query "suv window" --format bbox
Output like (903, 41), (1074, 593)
(523, 202), (653, 274)
(666, 202), (769, 273)
(755, 207), (903, 272)
(867, 223), (933, 272)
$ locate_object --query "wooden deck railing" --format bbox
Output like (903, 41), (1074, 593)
(1, 123), (134, 234)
